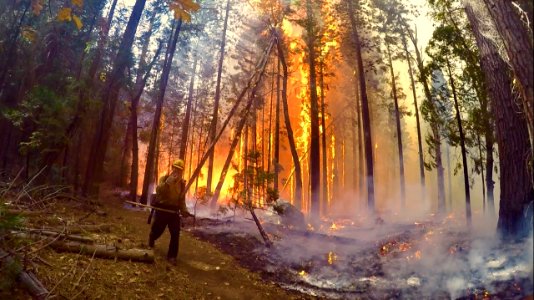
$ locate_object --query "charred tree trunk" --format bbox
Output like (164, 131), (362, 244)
(83, 0), (147, 196)
(276, 34), (303, 209)
(305, 0), (321, 219)
(207, 0), (231, 195)
(386, 42), (406, 207)
(446, 58), (472, 226)
(465, 3), (533, 236)
(347, 0), (375, 211)
(140, 20), (182, 204)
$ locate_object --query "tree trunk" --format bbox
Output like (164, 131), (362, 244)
(477, 135), (487, 213)
(211, 97), (255, 205)
(274, 57), (281, 192)
(140, 20), (182, 204)
(305, 0), (321, 219)
(130, 41), (163, 202)
(83, 0), (147, 196)
(179, 57), (198, 160)
(401, 32), (426, 197)
(276, 34), (303, 209)
(319, 61), (328, 215)
(465, 3), (533, 236)
(118, 120), (132, 187)
(347, 0), (375, 211)
(183, 39), (275, 194)
(386, 42), (406, 207)
(408, 29), (446, 212)
(446, 58), (472, 226)
(207, 0), (231, 195)
(483, 0), (534, 149)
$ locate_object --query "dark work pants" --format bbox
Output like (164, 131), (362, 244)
(149, 210), (181, 259)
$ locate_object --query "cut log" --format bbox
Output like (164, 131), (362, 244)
(0, 249), (49, 299)
(12, 230), (95, 244)
(49, 241), (154, 263)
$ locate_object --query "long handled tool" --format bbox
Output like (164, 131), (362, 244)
(124, 201), (179, 225)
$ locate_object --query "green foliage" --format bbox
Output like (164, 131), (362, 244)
(7, 85), (75, 157)
(0, 203), (24, 293)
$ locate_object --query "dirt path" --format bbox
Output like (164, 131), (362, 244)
(12, 195), (307, 299)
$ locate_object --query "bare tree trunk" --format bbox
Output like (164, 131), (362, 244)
(477, 135), (487, 213)
(207, 0), (231, 195)
(319, 61), (328, 215)
(446, 58), (472, 226)
(276, 34), (303, 209)
(83, 0), (147, 196)
(140, 20), (182, 204)
(408, 29), (446, 212)
(130, 42), (163, 202)
(466, 3), (533, 235)
(401, 33), (426, 197)
(386, 42), (406, 207)
(183, 39), (275, 194)
(179, 57), (198, 160)
(347, 0), (375, 211)
(274, 57), (281, 192)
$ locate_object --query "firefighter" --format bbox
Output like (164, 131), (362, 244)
(148, 159), (193, 265)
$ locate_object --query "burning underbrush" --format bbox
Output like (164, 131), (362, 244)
(189, 207), (533, 299)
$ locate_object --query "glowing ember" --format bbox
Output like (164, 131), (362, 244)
(330, 222), (338, 230)
(298, 270), (308, 277)
(327, 251), (337, 265)
(415, 250), (422, 259)
(398, 242), (411, 252)
(307, 223), (315, 231)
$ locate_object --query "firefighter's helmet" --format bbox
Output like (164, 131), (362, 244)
(172, 159), (185, 170)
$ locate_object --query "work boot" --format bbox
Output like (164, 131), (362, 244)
(167, 257), (177, 266)
(148, 238), (155, 249)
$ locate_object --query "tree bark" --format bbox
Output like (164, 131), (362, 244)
(347, 0), (375, 211)
(465, 3), (533, 236)
(483, 0), (534, 149)
(274, 57), (281, 192)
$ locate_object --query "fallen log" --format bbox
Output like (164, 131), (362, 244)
(12, 230), (95, 244)
(0, 249), (49, 299)
(49, 241), (154, 263)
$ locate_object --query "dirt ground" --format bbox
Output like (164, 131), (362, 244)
(4, 193), (310, 300)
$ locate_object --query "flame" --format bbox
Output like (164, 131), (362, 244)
(327, 251), (337, 265)
(330, 222), (338, 230)
(415, 250), (422, 259)
(298, 270), (308, 277)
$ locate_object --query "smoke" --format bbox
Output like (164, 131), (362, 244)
(190, 196), (533, 298)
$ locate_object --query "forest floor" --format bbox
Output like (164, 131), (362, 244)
(3, 187), (533, 299)
(3, 189), (310, 300)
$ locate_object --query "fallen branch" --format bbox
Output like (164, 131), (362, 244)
(0, 249), (49, 299)
(249, 209), (272, 248)
(49, 241), (154, 263)
(13, 229), (95, 244)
